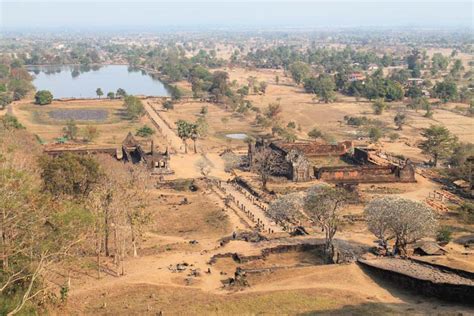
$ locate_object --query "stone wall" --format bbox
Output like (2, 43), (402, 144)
(358, 259), (474, 305)
(315, 162), (416, 183)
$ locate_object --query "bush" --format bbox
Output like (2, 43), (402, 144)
(368, 127), (383, 142)
(436, 226), (453, 245)
(372, 99), (387, 115)
(0, 114), (24, 130)
(34, 90), (53, 105)
(136, 125), (155, 137)
(389, 132), (400, 142)
(163, 100), (174, 110)
(459, 202), (474, 224)
(308, 127), (323, 139)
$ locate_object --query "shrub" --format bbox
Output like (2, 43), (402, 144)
(389, 132), (400, 142)
(436, 226), (453, 245)
(308, 127), (323, 139)
(163, 100), (174, 110)
(0, 114), (24, 130)
(136, 125), (155, 137)
(459, 202), (474, 224)
(368, 127), (383, 142)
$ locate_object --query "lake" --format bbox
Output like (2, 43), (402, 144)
(28, 65), (170, 99)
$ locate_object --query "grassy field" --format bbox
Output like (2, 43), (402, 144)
(12, 98), (167, 146)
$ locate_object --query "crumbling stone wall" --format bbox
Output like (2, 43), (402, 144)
(315, 162), (416, 183)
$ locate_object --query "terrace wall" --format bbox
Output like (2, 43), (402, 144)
(358, 259), (474, 305)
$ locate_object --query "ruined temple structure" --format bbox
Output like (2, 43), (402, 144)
(44, 132), (173, 175)
(315, 147), (416, 183)
(248, 139), (353, 182)
(248, 139), (416, 184)
(120, 132), (172, 175)
(315, 161), (416, 183)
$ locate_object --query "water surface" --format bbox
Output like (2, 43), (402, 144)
(225, 133), (248, 140)
(28, 65), (170, 99)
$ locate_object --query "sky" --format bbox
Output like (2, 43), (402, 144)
(1, 1), (472, 31)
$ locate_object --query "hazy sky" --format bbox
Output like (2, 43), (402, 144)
(1, 1), (472, 31)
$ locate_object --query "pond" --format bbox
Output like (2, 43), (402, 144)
(225, 133), (248, 140)
(28, 65), (170, 99)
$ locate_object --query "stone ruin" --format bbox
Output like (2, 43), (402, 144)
(248, 139), (353, 182)
(247, 139), (416, 184)
(44, 132), (173, 175)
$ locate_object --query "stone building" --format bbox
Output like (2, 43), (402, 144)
(121, 132), (172, 174)
(248, 139), (352, 182)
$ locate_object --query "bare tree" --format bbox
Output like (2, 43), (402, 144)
(252, 147), (282, 191)
(304, 185), (352, 261)
(221, 151), (241, 172)
(195, 156), (214, 177)
(1, 135), (92, 314)
(365, 197), (437, 256)
(268, 193), (303, 229)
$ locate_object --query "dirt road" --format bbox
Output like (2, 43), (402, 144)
(144, 100), (184, 153)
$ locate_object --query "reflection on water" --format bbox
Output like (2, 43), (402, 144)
(27, 64), (170, 98)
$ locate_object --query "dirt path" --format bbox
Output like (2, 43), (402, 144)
(143, 100), (184, 153)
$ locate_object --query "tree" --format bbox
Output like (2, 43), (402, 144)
(123, 95), (144, 120)
(406, 85), (422, 99)
(135, 125), (155, 137)
(195, 157), (214, 177)
(450, 59), (464, 78)
(176, 120), (194, 154)
(63, 119), (78, 140)
(0, 93), (13, 110)
(34, 90), (53, 105)
(162, 100), (174, 110)
(304, 185), (352, 262)
(420, 125), (458, 166)
(252, 147), (282, 191)
(96, 88), (103, 99)
(39, 153), (102, 199)
(0, 168), (93, 315)
(82, 125), (100, 142)
(275, 75), (280, 85)
(221, 152), (241, 172)
(365, 197), (437, 255)
(304, 74), (336, 103)
(259, 81), (268, 94)
(268, 193), (303, 229)
(431, 53), (449, 75)
(107, 91), (115, 99)
(116, 88), (127, 98)
(209, 71), (229, 103)
(433, 80), (457, 102)
(265, 102), (282, 119)
(372, 99), (387, 115)
(289, 61), (310, 85)
(394, 113), (406, 130)
(169, 85), (183, 101)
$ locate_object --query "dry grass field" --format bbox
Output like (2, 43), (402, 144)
(11, 98), (170, 148)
